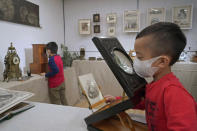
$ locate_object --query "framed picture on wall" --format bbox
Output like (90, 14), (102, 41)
(79, 19), (91, 35)
(0, 0), (40, 27)
(93, 14), (100, 22)
(107, 26), (116, 36)
(123, 10), (140, 32)
(172, 5), (193, 29)
(106, 13), (117, 24)
(147, 8), (165, 26)
(94, 25), (100, 33)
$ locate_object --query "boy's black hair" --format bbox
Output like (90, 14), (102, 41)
(46, 42), (58, 54)
(136, 22), (186, 65)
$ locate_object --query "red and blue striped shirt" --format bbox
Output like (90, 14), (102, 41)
(45, 55), (65, 88)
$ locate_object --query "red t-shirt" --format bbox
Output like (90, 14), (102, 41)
(145, 72), (197, 131)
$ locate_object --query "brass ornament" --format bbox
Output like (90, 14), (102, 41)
(3, 43), (22, 82)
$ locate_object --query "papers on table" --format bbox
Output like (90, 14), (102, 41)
(0, 88), (34, 114)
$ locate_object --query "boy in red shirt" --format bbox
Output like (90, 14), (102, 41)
(106, 22), (197, 130)
(44, 42), (67, 105)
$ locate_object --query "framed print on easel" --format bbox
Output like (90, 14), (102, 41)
(78, 73), (106, 110)
(79, 19), (91, 35)
(172, 5), (193, 29)
(123, 10), (140, 32)
(147, 8), (165, 26)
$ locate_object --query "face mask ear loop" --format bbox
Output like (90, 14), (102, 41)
(149, 56), (161, 67)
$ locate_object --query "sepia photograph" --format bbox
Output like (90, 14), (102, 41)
(78, 73), (105, 108)
(79, 19), (91, 34)
(123, 10), (140, 32)
(147, 8), (165, 26)
(107, 26), (116, 36)
(106, 13), (117, 24)
(172, 5), (193, 29)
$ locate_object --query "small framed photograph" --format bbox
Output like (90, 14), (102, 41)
(123, 10), (140, 32)
(147, 8), (165, 25)
(79, 19), (91, 35)
(172, 5), (193, 29)
(93, 14), (100, 22)
(94, 25), (100, 33)
(106, 13), (117, 24)
(108, 26), (116, 36)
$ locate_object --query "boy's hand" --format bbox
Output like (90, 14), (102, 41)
(40, 73), (46, 76)
(104, 95), (116, 103)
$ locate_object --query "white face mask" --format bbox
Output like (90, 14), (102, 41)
(133, 56), (160, 78)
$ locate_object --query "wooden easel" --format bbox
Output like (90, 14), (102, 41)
(82, 88), (137, 131)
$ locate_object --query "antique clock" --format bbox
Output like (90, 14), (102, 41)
(3, 43), (22, 82)
(84, 37), (147, 130)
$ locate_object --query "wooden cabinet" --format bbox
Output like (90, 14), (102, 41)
(30, 44), (48, 74)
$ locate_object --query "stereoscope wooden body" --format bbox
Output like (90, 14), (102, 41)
(85, 37), (147, 131)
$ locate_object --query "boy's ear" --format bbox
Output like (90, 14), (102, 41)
(154, 56), (171, 68)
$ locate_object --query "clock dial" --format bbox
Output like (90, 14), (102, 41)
(13, 56), (20, 65)
(113, 50), (133, 74)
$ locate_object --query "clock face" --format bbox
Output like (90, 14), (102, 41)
(13, 56), (20, 65)
(113, 50), (133, 74)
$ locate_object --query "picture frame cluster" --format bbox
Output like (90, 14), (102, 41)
(78, 5), (193, 35)
(93, 14), (100, 33)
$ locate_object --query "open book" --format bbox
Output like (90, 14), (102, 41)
(78, 73), (106, 110)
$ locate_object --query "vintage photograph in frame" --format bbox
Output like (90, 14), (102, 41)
(94, 25), (100, 33)
(78, 74), (106, 109)
(147, 8), (165, 26)
(93, 14), (100, 22)
(123, 10), (140, 32)
(107, 26), (116, 36)
(0, 0), (40, 27)
(79, 19), (91, 35)
(106, 13), (117, 24)
(172, 5), (193, 29)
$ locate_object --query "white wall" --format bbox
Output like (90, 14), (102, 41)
(64, 0), (197, 58)
(64, 0), (138, 58)
(139, 0), (197, 51)
(0, 0), (64, 80)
